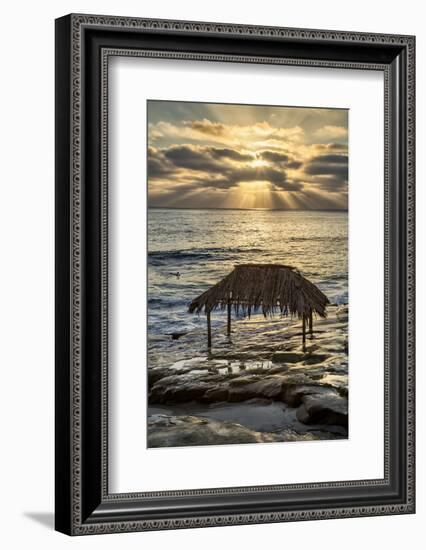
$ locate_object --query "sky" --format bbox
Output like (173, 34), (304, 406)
(147, 101), (348, 210)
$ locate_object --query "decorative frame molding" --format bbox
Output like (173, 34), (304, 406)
(55, 14), (415, 535)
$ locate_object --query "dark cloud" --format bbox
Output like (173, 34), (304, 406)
(259, 150), (302, 170)
(309, 177), (348, 193)
(311, 154), (348, 164)
(183, 175), (238, 190)
(161, 145), (255, 173)
(149, 143), (348, 196)
(210, 148), (254, 162)
(287, 160), (303, 169)
(316, 142), (347, 151)
(226, 166), (302, 191)
(147, 147), (173, 177)
(305, 163), (348, 178)
(259, 150), (289, 163)
(185, 166), (296, 191)
(148, 144), (304, 193)
(163, 145), (224, 173)
(187, 120), (226, 136)
(304, 153), (348, 188)
(147, 105), (348, 209)
(326, 143), (347, 151)
(147, 157), (169, 177)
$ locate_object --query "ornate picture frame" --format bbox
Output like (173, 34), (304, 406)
(55, 13), (415, 535)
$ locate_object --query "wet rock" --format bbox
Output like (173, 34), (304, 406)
(227, 377), (284, 402)
(281, 384), (318, 407)
(147, 305), (349, 445)
(337, 386), (348, 398)
(320, 373), (348, 393)
(279, 372), (314, 389)
(149, 375), (212, 404)
(336, 305), (349, 323)
(228, 375), (258, 386)
(147, 414), (262, 447)
(201, 387), (229, 402)
(302, 353), (330, 365)
(260, 430), (328, 443)
(147, 414), (326, 448)
(271, 351), (304, 363)
(344, 338), (348, 354)
(148, 334), (170, 343)
(149, 364), (349, 417)
(170, 331), (187, 340)
(147, 367), (170, 386)
(296, 389), (348, 428)
(227, 386), (258, 402)
(170, 357), (208, 371)
(269, 364), (290, 375)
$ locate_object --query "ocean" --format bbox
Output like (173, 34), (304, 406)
(148, 208), (348, 340)
(147, 208), (349, 446)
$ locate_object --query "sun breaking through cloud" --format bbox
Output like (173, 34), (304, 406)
(147, 101), (348, 210)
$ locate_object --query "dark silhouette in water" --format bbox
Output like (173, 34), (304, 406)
(168, 271), (181, 279)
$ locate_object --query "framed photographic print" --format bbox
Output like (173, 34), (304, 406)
(55, 14), (415, 535)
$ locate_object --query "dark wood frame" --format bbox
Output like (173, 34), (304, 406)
(55, 13), (415, 535)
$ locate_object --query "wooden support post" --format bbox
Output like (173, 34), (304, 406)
(207, 310), (212, 348)
(227, 301), (231, 336)
(309, 311), (313, 337)
(302, 315), (306, 346)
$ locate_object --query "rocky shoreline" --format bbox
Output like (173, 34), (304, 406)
(148, 304), (348, 448)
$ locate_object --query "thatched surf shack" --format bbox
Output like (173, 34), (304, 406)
(188, 264), (329, 348)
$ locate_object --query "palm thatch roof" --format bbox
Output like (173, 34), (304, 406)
(188, 263), (329, 319)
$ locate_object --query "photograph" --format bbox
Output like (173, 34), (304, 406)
(146, 100), (349, 448)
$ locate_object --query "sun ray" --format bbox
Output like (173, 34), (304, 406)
(147, 100), (348, 210)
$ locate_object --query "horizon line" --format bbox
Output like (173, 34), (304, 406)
(148, 206), (348, 212)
